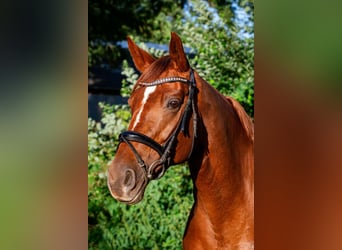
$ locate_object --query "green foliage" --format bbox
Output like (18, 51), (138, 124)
(88, 103), (194, 249)
(120, 0), (254, 117)
(89, 0), (184, 42)
(89, 0), (254, 116)
(174, 0), (254, 117)
(209, 0), (254, 25)
(88, 40), (123, 68)
(89, 0), (254, 248)
(89, 0), (185, 66)
(119, 60), (140, 98)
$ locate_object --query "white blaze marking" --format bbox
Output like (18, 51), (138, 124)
(131, 86), (157, 129)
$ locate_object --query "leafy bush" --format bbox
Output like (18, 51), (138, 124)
(88, 103), (193, 249)
(88, 0), (254, 248)
(121, 0), (254, 117)
(174, 0), (254, 117)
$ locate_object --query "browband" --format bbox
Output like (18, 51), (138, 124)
(139, 77), (189, 86)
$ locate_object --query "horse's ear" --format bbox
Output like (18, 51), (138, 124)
(127, 36), (156, 73)
(169, 32), (190, 72)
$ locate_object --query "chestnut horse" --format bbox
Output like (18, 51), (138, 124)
(107, 32), (254, 249)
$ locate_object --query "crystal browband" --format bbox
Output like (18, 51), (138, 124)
(139, 77), (190, 87)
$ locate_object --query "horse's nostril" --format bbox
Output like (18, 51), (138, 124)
(123, 169), (136, 190)
(123, 171), (132, 185)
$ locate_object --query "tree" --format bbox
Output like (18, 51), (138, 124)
(89, 0), (185, 67)
(120, 0), (254, 116)
(175, 0), (254, 116)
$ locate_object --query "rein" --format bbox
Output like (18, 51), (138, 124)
(118, 69), (198, 181)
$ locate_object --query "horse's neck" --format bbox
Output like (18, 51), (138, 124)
(187, 77), (254, 246)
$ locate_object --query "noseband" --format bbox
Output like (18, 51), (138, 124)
(118, 69), (198, 181)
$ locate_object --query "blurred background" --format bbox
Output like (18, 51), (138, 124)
(1, 0), (341, 249)
(0, 0), (87, 249)
(256, 0), (342, 249)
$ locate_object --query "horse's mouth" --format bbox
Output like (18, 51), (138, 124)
(117, 190), (144, 205)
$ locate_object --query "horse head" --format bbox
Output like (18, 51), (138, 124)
(107, 33), (197, 204)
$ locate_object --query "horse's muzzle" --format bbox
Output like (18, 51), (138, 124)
(107, 165), (147, 205)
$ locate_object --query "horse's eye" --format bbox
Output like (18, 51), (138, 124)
(167, 98), (181, 109)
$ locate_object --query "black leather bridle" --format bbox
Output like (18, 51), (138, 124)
(118, 69), (198, 181)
